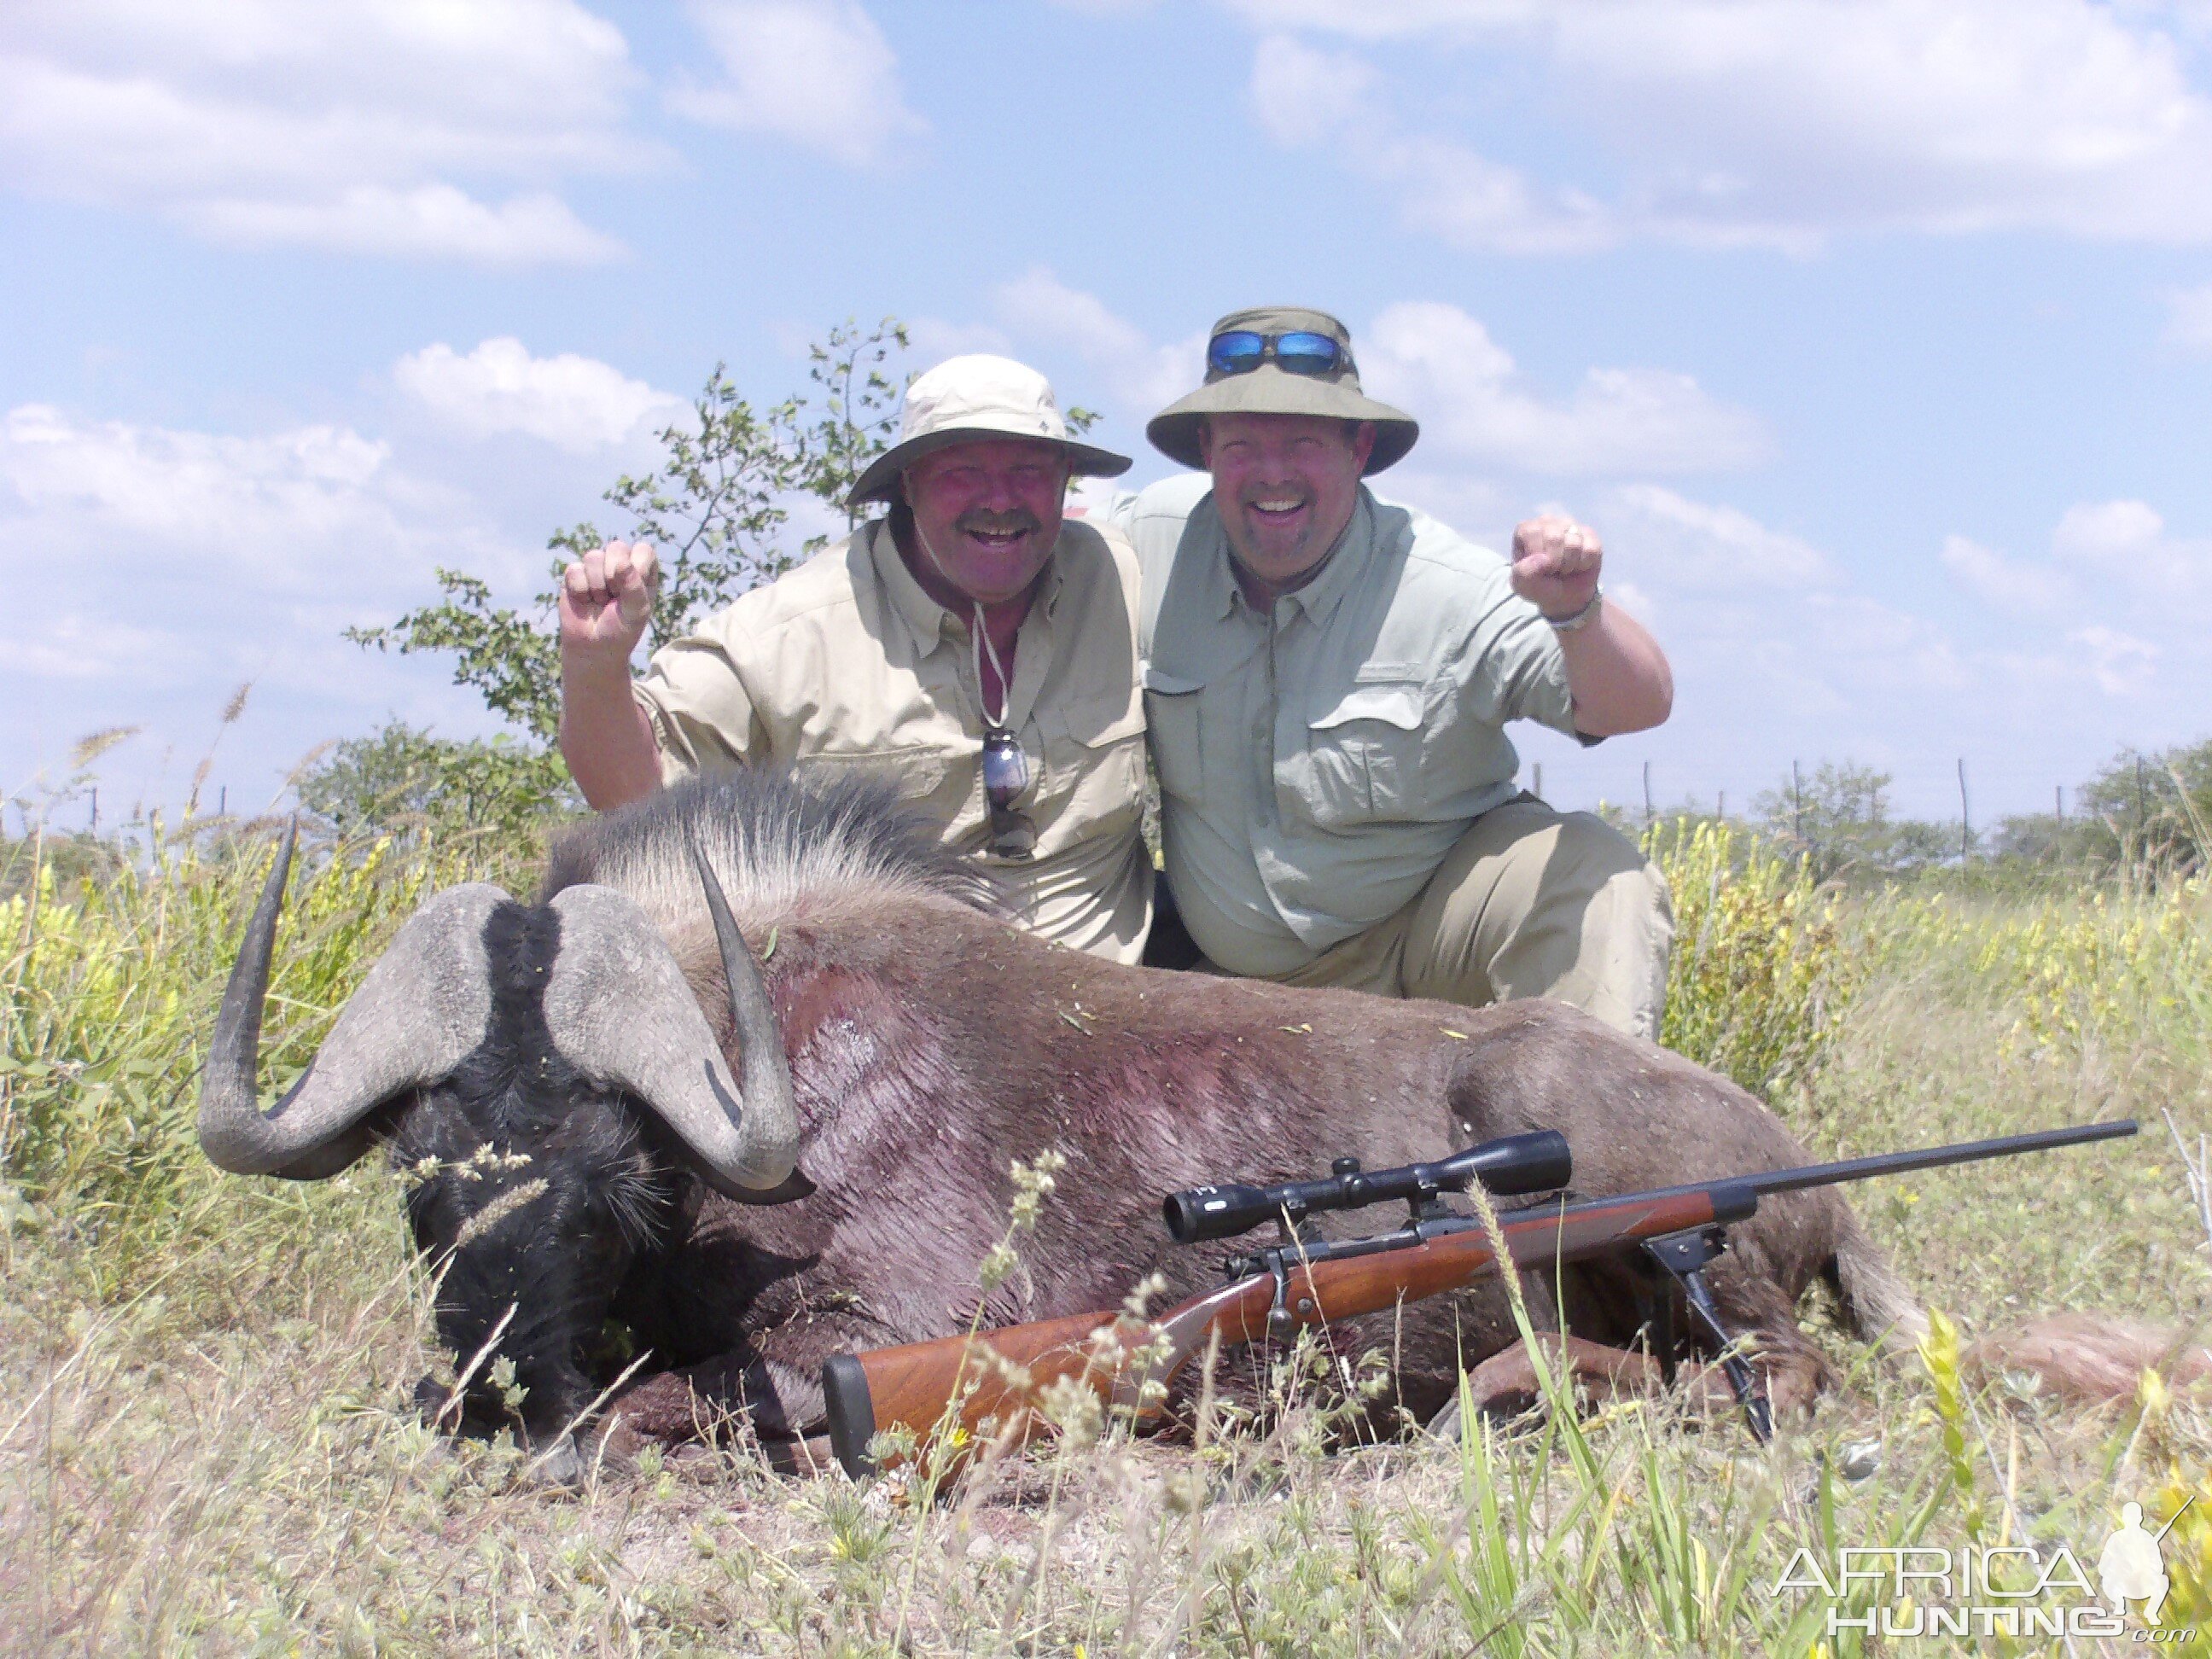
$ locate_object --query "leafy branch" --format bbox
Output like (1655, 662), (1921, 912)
(350, 317), (911, 742)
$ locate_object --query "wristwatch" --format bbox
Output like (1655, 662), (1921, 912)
(1545, 585), (1603, 632)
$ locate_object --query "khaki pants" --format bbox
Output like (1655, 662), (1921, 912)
(1272, 797), (1674, 1040)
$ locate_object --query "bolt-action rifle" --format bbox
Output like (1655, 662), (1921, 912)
(819, 1120), (2136, 1478)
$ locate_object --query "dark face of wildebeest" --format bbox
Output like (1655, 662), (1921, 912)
(196, 830), (802, 1453)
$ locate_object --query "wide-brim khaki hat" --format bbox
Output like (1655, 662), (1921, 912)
(847, 353), (1131, 509)
(1146, 306), (1418, 474)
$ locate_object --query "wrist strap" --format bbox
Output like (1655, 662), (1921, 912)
(1545, 586), (1604, 632)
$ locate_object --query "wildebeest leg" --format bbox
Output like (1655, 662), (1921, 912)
(1429, 1336), (1664, 1435)
(602, 1350), (827, 1450)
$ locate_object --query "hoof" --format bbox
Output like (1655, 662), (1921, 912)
(523, 1433), (585, 1487)
(413, 1374), (451, 1423)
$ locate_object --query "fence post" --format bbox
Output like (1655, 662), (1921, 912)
(90, 787), (98, 832)
(1957, 759), (1970, 862)
(1533, 762), (1543, 800)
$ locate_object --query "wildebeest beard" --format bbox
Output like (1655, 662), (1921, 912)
(392, 901), (681, 1443)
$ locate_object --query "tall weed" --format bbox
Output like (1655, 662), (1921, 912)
(0, 828), (512, 1289)
(1648, 818), (1857, 1104)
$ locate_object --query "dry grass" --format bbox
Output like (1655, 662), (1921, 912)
(2, 831), (2207, 1654)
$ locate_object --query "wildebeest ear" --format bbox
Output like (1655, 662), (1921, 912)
(199, 828), (509, 1181)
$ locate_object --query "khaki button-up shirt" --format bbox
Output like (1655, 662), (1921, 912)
(631, 518), (1152, 963)
(1105, 474), (1578, 977)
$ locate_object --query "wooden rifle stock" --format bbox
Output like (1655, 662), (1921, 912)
(821, 1185), (1737, 1477)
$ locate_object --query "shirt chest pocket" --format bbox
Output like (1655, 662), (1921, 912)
(1301, 680), (1428, 823)
(792, 745), (960, 819)
(1039, 693), (1146, 830)
(1141, 668), (1208, 803)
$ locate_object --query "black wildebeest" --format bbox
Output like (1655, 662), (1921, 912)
(199, 770), (1928, 1469)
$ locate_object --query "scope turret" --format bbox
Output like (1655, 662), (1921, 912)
(1161, 1129), (1571, 1245)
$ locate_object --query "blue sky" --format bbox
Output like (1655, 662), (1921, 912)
(8, 0), (2212, 828)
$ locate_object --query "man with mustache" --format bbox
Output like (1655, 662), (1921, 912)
(1103, 307), (1676, 1036)
(559, 354), (1155, 962)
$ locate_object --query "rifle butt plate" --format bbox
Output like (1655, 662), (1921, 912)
(821, 1354), (877, 1479)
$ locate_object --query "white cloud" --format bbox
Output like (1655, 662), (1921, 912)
(1360, 300), (1766, 473)
(393, 338), (688, 452)
(0, 399), (533, 801)
(0, 0), (643, 262)
(1247, 32), (1379, 148)
(1237, 1), (2212, 250)
(2069, 625), (2161, 695)
(989, 269), (1200, 414)
(975, 280), (1761, 475)
(184, 186), (622, 265)
(1230, 1), (1548, 38)
(0, 614), (172, 683)
(2052, 497), (2212, 591)
(2052, 498), (2170, 560)
(1938, 498), (2212, 705)
(3, 403), (401, 577)
(1248, 35), (1616, 253)
(669, 0), (923, 167)
(2167, 282), (2212, 350)
(905, 317), (1016, 363)
(1600, 484), (1830, 591)
(1939, 533), (2071, 614)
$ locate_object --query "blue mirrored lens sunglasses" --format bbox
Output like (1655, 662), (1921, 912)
(1206, 329), (1344, 379)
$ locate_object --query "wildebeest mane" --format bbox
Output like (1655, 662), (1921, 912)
(541, 766), (998, 931)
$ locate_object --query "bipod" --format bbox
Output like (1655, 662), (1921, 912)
(1639, 1225), (1773, 1443)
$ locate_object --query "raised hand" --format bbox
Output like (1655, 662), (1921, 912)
(1510, 515), (1602, 620)
(560, 539), (661, 662)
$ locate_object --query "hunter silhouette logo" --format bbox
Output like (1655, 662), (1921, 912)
(2100, 1497), (2192, 1627)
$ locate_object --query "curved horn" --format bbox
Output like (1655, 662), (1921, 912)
(541, 874), (804, 1202)
(198, 824), (506, 1179)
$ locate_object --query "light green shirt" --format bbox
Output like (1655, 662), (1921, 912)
(1105, 474), (1580, 977)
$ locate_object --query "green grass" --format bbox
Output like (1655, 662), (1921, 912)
(2, 825), (2206, 1653)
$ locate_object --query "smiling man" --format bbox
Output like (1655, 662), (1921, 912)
(1103, 306), (1676, 1037)
(559, 354), (1154, 962)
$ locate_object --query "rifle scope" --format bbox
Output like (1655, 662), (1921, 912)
(1162, 1129), (1571, 1245)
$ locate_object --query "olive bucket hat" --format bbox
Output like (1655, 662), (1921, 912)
(1146, 306), (1419, 474)
(847, 354), (1131, 510)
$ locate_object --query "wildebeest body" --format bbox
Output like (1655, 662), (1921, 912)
(512, 772), (1910, 1444)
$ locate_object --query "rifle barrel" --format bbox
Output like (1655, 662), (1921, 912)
(1738, 1119), (2135, 1200)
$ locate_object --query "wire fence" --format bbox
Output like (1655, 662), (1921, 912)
(1521, 744), (2204, 856)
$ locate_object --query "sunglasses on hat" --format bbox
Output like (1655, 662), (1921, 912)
(1206, 330), (1344, 380)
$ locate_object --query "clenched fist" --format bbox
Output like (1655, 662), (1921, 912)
(560, 539), (660, 663)
(1511, 515), (1602, 620)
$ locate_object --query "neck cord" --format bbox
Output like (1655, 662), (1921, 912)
(911, 518), (1016, 730)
